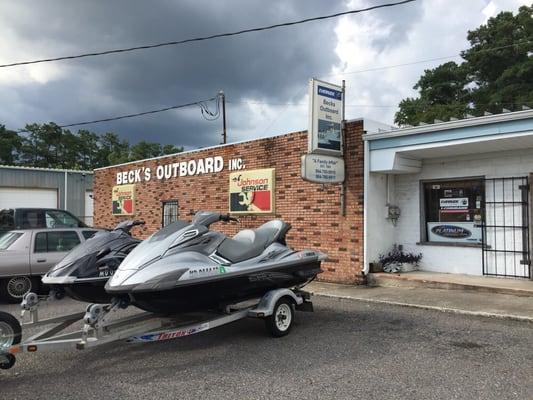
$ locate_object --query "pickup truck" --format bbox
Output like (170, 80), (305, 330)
(0, 227), (100, 302)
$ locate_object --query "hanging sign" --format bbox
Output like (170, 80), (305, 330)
(112, 184), (135, 215)
(301, 154), (345, 184)
(229, 169), (275, 214)
(308, 78), (344, 155)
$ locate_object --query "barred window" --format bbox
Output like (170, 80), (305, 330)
(162, 200), (179, 227)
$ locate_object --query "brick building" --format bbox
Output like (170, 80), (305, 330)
(93, 119), (366, 284)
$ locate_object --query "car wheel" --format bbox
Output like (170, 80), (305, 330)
(0, 276), (33, 303)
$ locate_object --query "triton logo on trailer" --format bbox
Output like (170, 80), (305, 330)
(317, 85), (342, 100)
(431, 225), (472, 239)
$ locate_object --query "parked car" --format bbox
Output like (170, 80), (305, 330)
(0, 227), (100, 302)
(0, 208), (88, 235)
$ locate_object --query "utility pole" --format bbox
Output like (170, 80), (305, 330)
(219, 90), (227, 144)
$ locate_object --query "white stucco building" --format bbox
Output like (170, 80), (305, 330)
(364, 109), (533, 280)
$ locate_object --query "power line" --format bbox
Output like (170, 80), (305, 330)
(16, 96), (219, 133)
(325, 40), (532, 77)
(0, 0), (416, 68)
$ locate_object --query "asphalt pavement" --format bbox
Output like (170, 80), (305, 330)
(0, 296), (532, 400)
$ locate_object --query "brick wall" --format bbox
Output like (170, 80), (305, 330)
(93, 120), (364, 284)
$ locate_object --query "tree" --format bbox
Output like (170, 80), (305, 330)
(20, 123), (64, 168)
(0, 125), (22, 165)
(162, 144), (184, 155)
(0, 122), (185, 169)
(395, 5), (532, 126)
(96, 132), (130, 167)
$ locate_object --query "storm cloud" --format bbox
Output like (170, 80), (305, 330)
(0, 0), (528, 150)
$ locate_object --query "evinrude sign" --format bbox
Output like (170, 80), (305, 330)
(308, 78), (344, 155)
(427, 222), (482, 243)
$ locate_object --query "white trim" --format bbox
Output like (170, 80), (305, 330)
(364, 109), (533, 140)
(362, 139), (370, 275)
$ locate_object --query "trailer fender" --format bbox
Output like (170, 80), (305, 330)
(248, 289), (303, 318)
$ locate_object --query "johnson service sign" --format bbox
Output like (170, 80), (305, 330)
(229, 169), (275, 214)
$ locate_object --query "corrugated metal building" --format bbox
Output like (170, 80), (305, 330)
(0, 165), (94, 225)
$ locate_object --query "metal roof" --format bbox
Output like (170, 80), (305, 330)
(0, 165), (93, 174)
(364, 109), (533, 141)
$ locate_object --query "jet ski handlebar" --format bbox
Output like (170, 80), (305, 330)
(220, 214), (240, 223)
(192, 211), (239, 227)
(114, 220), (146, 233)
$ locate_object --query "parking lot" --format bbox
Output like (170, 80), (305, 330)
(1, 296), (532, 400)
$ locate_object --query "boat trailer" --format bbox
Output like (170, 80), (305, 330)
(0, 288), (313, 370)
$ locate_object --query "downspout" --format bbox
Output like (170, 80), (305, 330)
(362, 138), (370, 275)
(64, 171), (68, 210)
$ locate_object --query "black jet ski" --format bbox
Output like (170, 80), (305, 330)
(105, 211), (326, 314)
(42, 220), (145, 303)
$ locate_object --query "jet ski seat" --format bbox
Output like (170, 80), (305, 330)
(217, 220), (289, 263)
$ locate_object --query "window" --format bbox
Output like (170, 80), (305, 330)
(34, 231), (81, 252)
(82, 230), (98, 240)
(423, 179), (484, 244)
(21, 210), (45, 228)
(0, 209), (15, 231)
(45, 210), (81, 228)
(0, 232), (23, 250)
(162, 200), (179, 227)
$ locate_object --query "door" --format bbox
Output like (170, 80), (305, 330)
(30, 230), (81, 275)
(84, 191), (94, 226)
(482, 177), (530, 278)
(0, 187), (58, 209)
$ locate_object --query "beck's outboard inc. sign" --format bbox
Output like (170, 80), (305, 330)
(308, 78), (344, 155)
(115, 156), (245, 185)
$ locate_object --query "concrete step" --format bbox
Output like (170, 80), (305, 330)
(367, 271), (533, 297)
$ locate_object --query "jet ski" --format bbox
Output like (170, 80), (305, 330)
(105, 211), (326, 314)
(42, 220), (145, 303)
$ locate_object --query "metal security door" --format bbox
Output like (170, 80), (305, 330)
(482, 177), (530, 278)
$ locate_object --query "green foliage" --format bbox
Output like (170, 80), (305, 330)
(0, 123), (183, 170)
(395, 6), (533, 126)
(0, 125), (21, 165)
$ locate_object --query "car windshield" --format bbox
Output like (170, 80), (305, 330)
(0, 231), (23, 250)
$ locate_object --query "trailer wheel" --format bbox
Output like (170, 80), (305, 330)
(0, 353), (16, 370)
(265, 298), (294, 337)
(0, 311), (21, 351)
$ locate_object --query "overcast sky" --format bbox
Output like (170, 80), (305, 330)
(0, 0), (528, 150)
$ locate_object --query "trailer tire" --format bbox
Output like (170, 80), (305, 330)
(0, 353), (16, 370)
(265, 297), (294, 337)
(0, 311), (21, 349)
